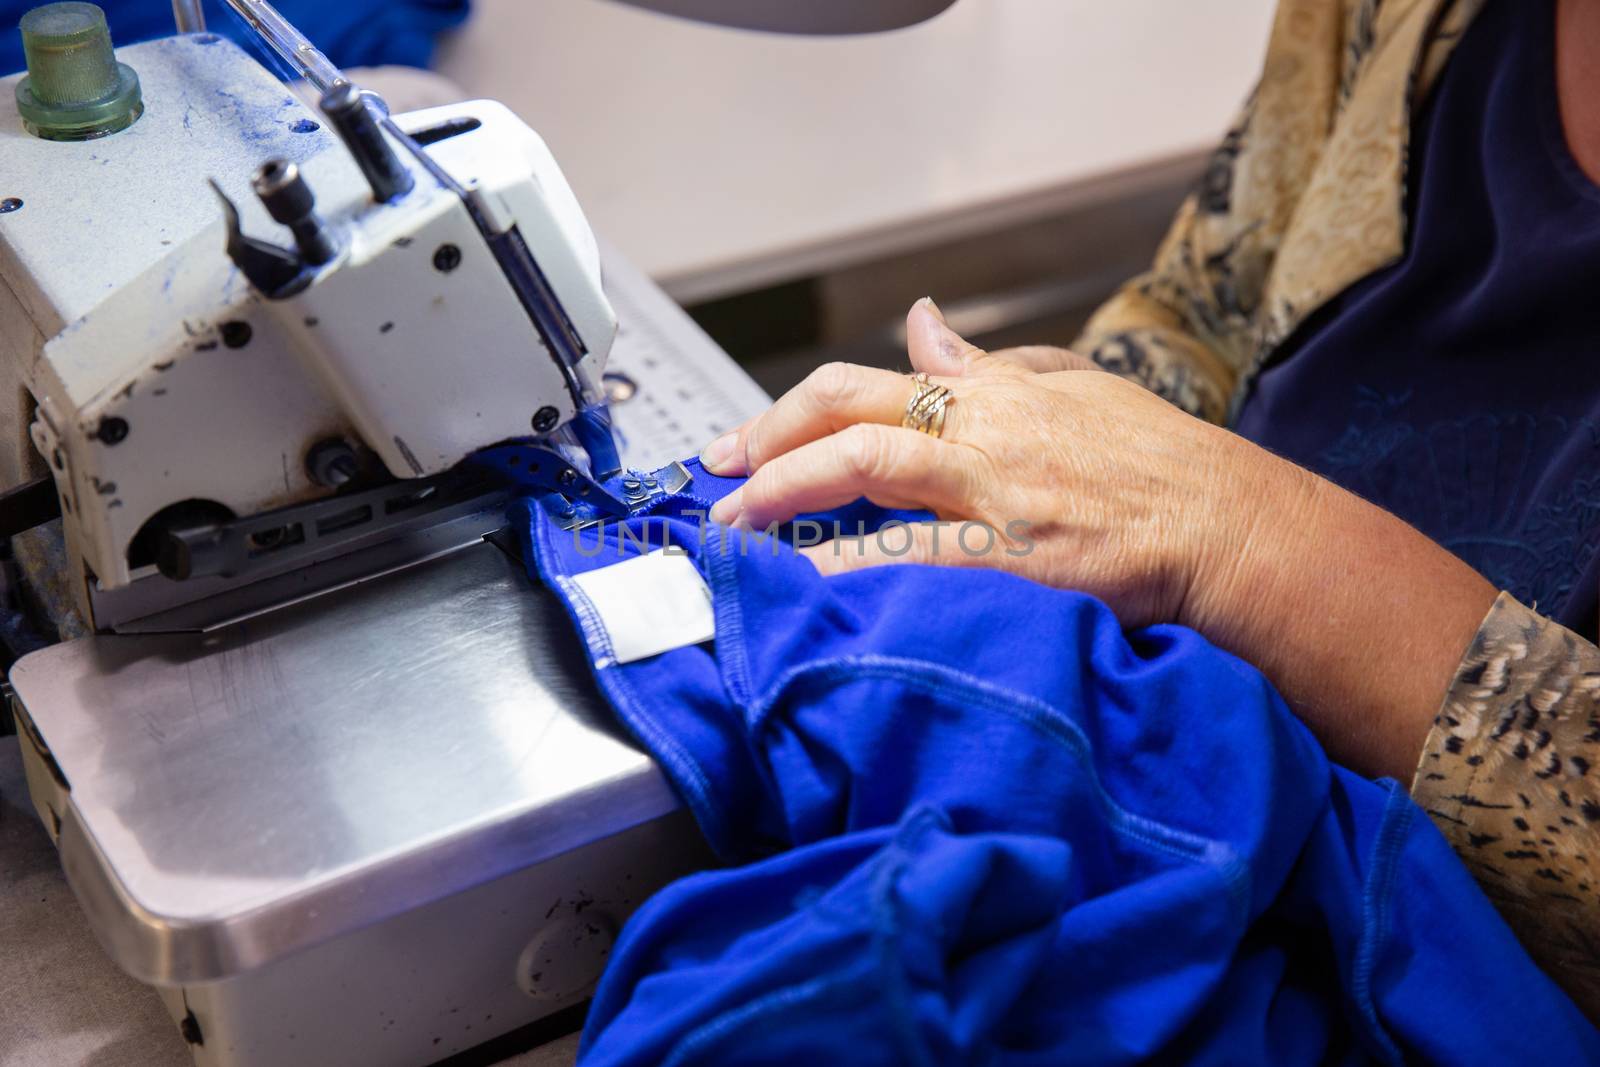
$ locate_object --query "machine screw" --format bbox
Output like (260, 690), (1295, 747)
(220, 321), (252, 349)
(96, 416), (129, 445)
(433, 243), (462, 273)
(531, 406), (559, 433)
(305, 438), (358, 488)
(557, 469), (577, 487)
(0, 198), (21, 214)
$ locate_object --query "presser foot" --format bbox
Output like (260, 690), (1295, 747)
(470, 443), (693, 530)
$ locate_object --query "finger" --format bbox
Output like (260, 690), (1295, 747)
(906, 298), (983, 376)
(800, 521), (1009, 576)
(708, 422), (973, 530)
(907, 298), (1034, 382)
(701, 361), (951, 477)
(698, 416), (752, 474)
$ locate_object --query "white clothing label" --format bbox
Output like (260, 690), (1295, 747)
(569, 549), (716, 665)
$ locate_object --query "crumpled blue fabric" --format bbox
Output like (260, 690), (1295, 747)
(515, 459), (1598, 1066)
(0, 1), (469, 77)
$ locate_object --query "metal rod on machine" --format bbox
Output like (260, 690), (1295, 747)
(171, 0), (205, 33)
(220, 0), (345, 94)
(321, 83), (415, 201)
(216, 0), (413, 203)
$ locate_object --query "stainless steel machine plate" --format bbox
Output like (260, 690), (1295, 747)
(9, 539), (680, 986)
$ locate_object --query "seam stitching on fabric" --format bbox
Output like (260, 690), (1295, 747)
(1352, 782), (1412, 1065)
(552, 573), (616, 670)
(532, 512), (723, 846)
(705, 524), (755, 707)
(746, 652), (1250, 911)
(657, 960), (892, 1067)
(658, 809), (951, 1067)
(869, 809), (943, 1067)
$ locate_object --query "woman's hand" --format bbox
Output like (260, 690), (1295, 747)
(986, 343), (1096, 374)
(700, 299), (1500, 782)
(700, 299), (1294, 628)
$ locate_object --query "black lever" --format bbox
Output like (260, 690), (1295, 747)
(209, 179), (304, 297)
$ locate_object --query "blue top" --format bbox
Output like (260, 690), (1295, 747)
(0, 1), (469, 76)
(1234, 0), (1600, 636)
(516, 465), (1597, 1066)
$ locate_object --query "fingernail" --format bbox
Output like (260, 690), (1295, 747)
(700, 431), (739, 474)
(709, 489), (742, 526)
(921, 296), (948, 325)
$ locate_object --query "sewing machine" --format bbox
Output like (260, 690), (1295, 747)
(0, 1), (952, 1063)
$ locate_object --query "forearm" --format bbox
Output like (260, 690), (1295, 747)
(1176, 433), (1600, 1014)
(1184, 436), (1498, 782)
(1184, 433), (1600, 1015)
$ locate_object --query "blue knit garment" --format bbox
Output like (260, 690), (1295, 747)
(518, 462), (1597, 1065)
(0, 1), (469, 76)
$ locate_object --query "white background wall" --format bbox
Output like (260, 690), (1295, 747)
(438, 0), (1278, 300)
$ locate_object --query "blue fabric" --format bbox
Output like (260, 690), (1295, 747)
(515, 462), (1598, 1066)
(0, 1), (469, 77)
(1234, 0), (1600, 637)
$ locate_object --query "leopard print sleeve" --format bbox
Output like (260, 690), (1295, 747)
(1411, 591), (1600, 1019)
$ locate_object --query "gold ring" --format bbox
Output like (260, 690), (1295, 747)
(901, 371), (953, 439)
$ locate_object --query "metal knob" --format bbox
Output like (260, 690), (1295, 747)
(305, 438), (359, 489)
(253, 158), (337, 266)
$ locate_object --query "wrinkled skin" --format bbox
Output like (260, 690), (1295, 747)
(701, 300), (1295, 630)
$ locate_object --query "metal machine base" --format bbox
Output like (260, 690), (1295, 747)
(11, 539), (715, 1066)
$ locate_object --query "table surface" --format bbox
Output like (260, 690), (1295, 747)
(437, 0), (1277, 301)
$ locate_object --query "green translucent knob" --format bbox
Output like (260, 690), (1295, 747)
(15, 2), (142, 141)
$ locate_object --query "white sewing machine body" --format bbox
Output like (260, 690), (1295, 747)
(0, 30), (629, 631)
(0, 19), (768, 1067)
